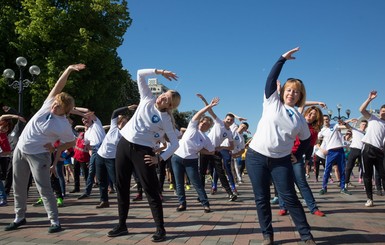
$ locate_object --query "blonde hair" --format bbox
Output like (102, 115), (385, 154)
(280, 78), (306, 107)
(55, 92), (75, 115)
(165, 90), (181, 129)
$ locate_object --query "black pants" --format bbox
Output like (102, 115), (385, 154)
(362, 143), (385, 200)
(72, 159), (89, 191)
(313, 155), (325, 181)
(345, 148), (361, 184)
(115, 138), (163, 229)
(199, 153), (233, 195)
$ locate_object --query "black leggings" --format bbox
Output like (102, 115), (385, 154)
(115, 138), (163, 229)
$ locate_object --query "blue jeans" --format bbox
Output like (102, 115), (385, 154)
(85, 146), (99, 195)
(171, 155), (209, 207)
(322, 148), (346, 190)
(279, 160), (318, 213)
(0, 180), (6, 201)
(245, 147), (313, 241)
(95, 154), (116, 202)
(55, 161), (66, 196)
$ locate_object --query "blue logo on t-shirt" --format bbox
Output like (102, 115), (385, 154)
(235, 136), (239, 140)
(223, 132), (227, 137)
(152, 115), (160, 123)
(286, 109), (294, 117)
(154, 133), (160, 138)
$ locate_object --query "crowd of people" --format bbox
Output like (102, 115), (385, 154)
(1, 47), (385, 245)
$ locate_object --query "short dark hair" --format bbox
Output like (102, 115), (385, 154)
(241, 122), (249, 129)
(226, 113), (235, 118)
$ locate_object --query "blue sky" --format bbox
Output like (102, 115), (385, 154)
(118, 1), (385, 134)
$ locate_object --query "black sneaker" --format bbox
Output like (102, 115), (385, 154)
(229, 194), (237, 202)
(77, 193), (89, 200)
(107, 225), (129, 237)
(151, 228), (166, 242)
(48, 224), (62, 233)
(4, 218), (26, 231)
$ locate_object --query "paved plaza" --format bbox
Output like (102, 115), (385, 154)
(1, 170), (385, 245)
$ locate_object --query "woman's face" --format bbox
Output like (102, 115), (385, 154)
(283, 84), (301, 107)
(305, 109), (317, 123)
(51, 100), (66, 116)
(156, 91), (173, 112)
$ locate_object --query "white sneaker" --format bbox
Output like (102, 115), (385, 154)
(365, 199), (373, 207)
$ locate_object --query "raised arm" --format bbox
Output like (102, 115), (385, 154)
(298, 101), (327, 114)
(48, 64), (86, 99)
(196, 93), (218, 120)
(0, 114), (26, 123)
(359, 91), (377, 119)
(265, 47), (299, 99)
(192, 97), (220, 122)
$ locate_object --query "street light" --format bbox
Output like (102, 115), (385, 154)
(327, 104), (351, 121)
(3, 57), (40, 115)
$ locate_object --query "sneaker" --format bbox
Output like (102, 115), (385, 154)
(319, 188), (327, 195)
(270, 196), (279, 205)
(365, 199), (374, 207)
(204, 206), (212, 213)
(48, 224), (62, 233)
(185, 184), (190, 190)
(305, 174), (310, 179)
(278, 209), (288, 216)
(305, 239), (317, 245)
(346, 182), (356, 188)
(93, 183), (99, 188)
(132, 194), (143, 201)
(358, 178), (362, 183)
(77, 193), (89, 200)
(4, 218), (26, 231)
(32, 198), (43, 207)
(57, 198), (64, 207)
(229, 194), (237, 202)
(96, 201), (110, 209)
(340, 188), (352, 195)
(262, 235), (274, 245)
(69, 189), (80, 193)
(107, 225), (128, 237)
(232, 188), (239, 195)
(211, 188), (217, 195)
(313, 209), (325, 217)
(108, 188), (116, 194)
(0, 199), (7, 207)
(169, 184), (174, 190)
(151, 228), (166, 242)
(376, 190), (383, 196)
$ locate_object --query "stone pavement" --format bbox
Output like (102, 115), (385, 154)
(1, 170), (385, 245)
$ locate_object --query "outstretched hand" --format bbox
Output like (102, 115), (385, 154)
(368, 90), (377, 100)
(210, 97), (220, 107)
(161, 70), (178, 81)
(68, 64), (86, 72)
(282, 47), (300, 60)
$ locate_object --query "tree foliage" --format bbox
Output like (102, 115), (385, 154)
(0, 0), (138, 123)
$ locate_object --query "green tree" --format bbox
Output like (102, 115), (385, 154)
(0, 0), (137, 123)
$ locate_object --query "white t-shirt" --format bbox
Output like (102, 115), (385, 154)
(349, 127), (365, 150)
(174, 120), (214, 159)
(249, 91), (310, 158)
(232, 130), (245, 155)
(84, 117), (105, 147)
(207, 117), (233, 148)
(120, 69), (179, 161)
(318, 124), (344, 151)
(17, 97), (75, 154)
(97, 117), (121, 159)
(314, 140), (326, 159)
(361, 114), (385, 150)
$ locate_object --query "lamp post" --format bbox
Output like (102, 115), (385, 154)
(327, 104), (351, 121)
(3, 57), (40, 115)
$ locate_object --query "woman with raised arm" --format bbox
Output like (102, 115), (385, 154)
(171, 97), (219, 213)
(245, 48), (316, 245)
(4, 64), (85, 233)
(108, 69), (180, 243)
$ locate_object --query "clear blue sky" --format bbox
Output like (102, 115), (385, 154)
(118, 0), (385, 134)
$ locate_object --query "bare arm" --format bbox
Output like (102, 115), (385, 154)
(191, 97), (220, 122)
(359, 91), (377, 119)
(0, 114), (26, 123)
(298, 101), (327, 114)
(196, 94), (218, 120)
(48, 64), (86, 99)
